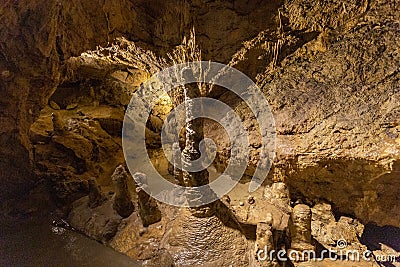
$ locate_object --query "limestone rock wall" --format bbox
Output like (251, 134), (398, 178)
(0, 0), (281, 201)
(208, 0), (400, 227)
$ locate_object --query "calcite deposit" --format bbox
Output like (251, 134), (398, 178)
(0, 0), (399, 266)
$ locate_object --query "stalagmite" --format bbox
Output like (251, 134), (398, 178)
(51, 112), (64, 135)
(133, 172), (162, 227)
(289, 204), (315, 256)
(111, 165), (134, 218)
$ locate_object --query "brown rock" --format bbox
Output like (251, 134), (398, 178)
(264, 182), (291, 213)
(49, 101), (61, 110)
(289, 204), (314, 253)
(255, 217), (275, 265)
(66, 103), (78, 110)
(133, 173), (162, 227)
(51, 112), (64, 135)
(112, 165), (134, 218)
(68, 196), (122, 243)
(88, 179), (106, 209)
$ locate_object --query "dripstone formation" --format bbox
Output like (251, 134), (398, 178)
(111, 165), (134, 218)
(181, 77), (215, 217)
(133, 172), (162, 227)
(289, 204), (315, 260)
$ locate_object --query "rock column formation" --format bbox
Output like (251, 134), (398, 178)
(111, 165), (134, 218)
(51, 113), (64, 135)
(180, 69), (214, 217)
(289, 204), (315, 258)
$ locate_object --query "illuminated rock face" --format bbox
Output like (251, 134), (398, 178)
(0, 0), (278, 202)
(1, 0), (398, 230)
(264, 182), (291, 213)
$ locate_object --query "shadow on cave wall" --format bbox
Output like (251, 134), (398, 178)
(360, 224), (400, 267)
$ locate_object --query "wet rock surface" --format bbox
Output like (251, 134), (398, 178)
(0, 215), (141, 267)
(161, 208), (251, 266)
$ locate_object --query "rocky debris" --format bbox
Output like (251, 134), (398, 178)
(308, 203), (383, 266)
(88, 179), (106, 209)
(143, 249), (175, 267)
(207, 0), (400, 228)
(133, 173), (162, 227)
(264, 182), (291, 213)
(329, 217), (364, 248)
(112, 165), (134, 218)
(289, 204), (315, 254)
(311, 203), (337, 245)
(30, 105), (124, 202)
(68, 196), (122, 243)
(311, 203), (366, 250)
